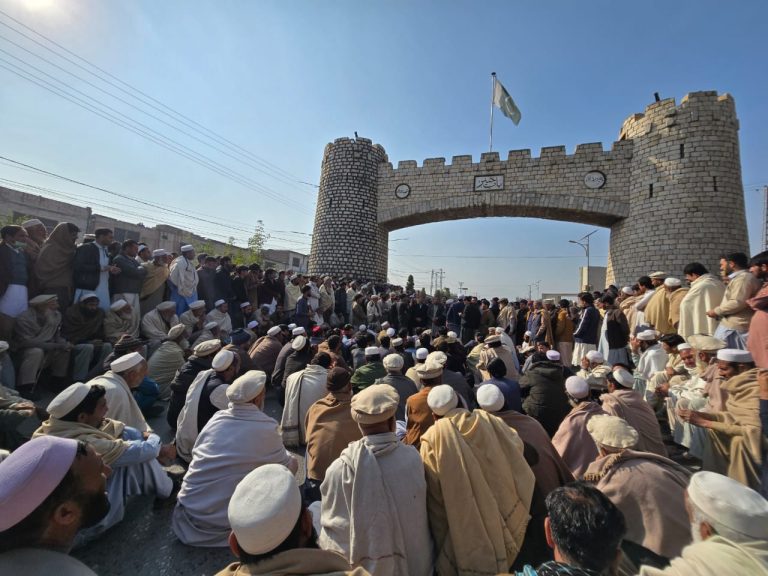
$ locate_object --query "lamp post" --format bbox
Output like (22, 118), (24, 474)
(569, 229), (599, 291)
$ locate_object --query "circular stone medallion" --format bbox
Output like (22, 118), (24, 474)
(395, 183), (411, 199)
(584, 171), (606, 189)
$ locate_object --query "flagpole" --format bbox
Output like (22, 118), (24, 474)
(489, 72), (496, 152)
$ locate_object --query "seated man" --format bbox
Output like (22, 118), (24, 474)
(478, 357), (522, 412)
(319, 384), (433, 576)
(639, 471), (768, 575)
(140, 300), (179, 353)
(103, 298), (135, 344)
(478, 334), (519, 380)
(551, 376), (606, 478)
(681, 348), (762, 491)
(513, 482), (627, 576)
(13, 294), (71, 396)
(248, 325), (285, 378)
(304, 367), (362, 501)
(520, 350), (571, 437)
(584, 415), (692, 560)
(350, 346), (387, 392)
(175, 349), (240, 463)
(373, 352), (417, 421)
(630, 329), (668, 401)
(405, 347), (428, 388)
(87, 351), (151, 432)
(403, 355), (444, 449)
(192, 321), (220, 348)
(576, 350), (611, 392)
(601, 367), (667, 456)
(281, 352), (332, 448)
(0, 381), (41, 449)
(167, 339), (222, 432)
(0, 436), (109, 575)
(218, 464), (366, 576)
(206, 299), (233, 340)
(179, 299), (207, 343)
(61, 292), (113, 382)
(147, 324), (188, 401)
(35, 382), (175, 540)
(420, 384), (535, 575)
(173, 371), (297, 547)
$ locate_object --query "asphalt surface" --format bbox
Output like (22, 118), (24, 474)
(71, 388), (303, 576)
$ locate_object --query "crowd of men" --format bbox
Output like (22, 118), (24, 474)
(0, 218), (767, 576)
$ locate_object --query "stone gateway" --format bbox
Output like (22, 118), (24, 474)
(308, 91), (749, 286)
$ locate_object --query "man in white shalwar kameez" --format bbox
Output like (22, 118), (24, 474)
(141, 300), (180, 353)
(319, 384), (433, 576)
(206, 299), (232, 340)
(34, 382), (175, 543)
(639, 471), (768, 576)
(631, 330), (668, 401)
(280, 352), (331, 448)
(87, 351), (151, 433)
(168, 245), (199, 315)
(172, 370), (298, 547)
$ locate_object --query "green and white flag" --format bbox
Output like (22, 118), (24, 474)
(493, 77), (521, 125)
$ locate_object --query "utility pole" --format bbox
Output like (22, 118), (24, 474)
(437, 268), (445, 291)
(763, 185), (768, 251)
(429, 270), (434, 295)
(569, 229), (599, 291)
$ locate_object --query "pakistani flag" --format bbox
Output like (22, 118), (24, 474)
(493, 77), (521, 125)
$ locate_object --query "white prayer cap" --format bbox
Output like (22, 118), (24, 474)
(180, 244), (194, 252)
(29, 294), (57, 305)
(167, 324), (186, 340)
(476, 384), (505, 413)
(292, 327), (306, 336)
(288, 323), (297, 330)
(226, 370), (267, 403)
(415, 348), (428, 360)
(193, 339), (221, 357)
(524, 330), (532, 337)
(649, 271), (668, 279)
(111, 351), (143, 372)
(214, 299), (226, 307)
(485, 335), (501, 345)
(636, 329), (658, 341)
(495, 327), (504, 334)
(137, 244), (148, 252)
(621, 286), (634, 295)
(587, 415), (639, 449)
(78, 291), (99, 303)
(383, 353), (404, 371)
(586, 350), (604, 363)
(427, 385), (459, 416)
(427, 351), (448, 367)
(364, 346), (380, 357)
(686, 334), (726, 352)
(381, 321), (390, 329)
(612, 367), (634, 388)
(391, 337), (403, 347)
(358, 324), (367, 331)
(350, 384), (399, 424)
(152, 248), (168, 257)
(687, 471), (768, 540)
(386, 328), (396, 337)
(21, 218), (44, 228)
(717, 349), (753, 363)
(239, 302), (251, 309)
(677, 343), (692, 351)
(266, 326), (281, 337)
(446, 299), (454, 305)
(664, 277), (682, 287)
(110, 299), (128, 311)
(211, 349), (236, 371)
(157, 301), (176, 312)
(447, 331), (458, 339)
(565, 376), (590, 399)
(546, 350), (561, 361)
(189, 300), (206, 310)
(0, 341), (8, 353)
(47, 382), (91, 419)
(291, 335), (307, 351)
(228, 464), (302, 556)
(204, 321), (218, 330)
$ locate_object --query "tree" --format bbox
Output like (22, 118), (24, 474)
(406, 274), (414, 294)
(247, 220), (269, 265)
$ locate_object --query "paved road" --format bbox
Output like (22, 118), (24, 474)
(72, 388), (303, 576)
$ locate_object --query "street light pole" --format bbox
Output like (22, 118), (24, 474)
(569, 229), (599, 291)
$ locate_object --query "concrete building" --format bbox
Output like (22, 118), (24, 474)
(579, 266), (607, 292)
(261, 249), (309, 273)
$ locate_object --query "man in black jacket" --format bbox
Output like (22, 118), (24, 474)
(73, 228), (118, 311)
(110, 239), (147, 337)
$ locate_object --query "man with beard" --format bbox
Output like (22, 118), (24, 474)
(110, 239), (147, 337)
(141, 300), (180, 353)
(13, 294), (71, 396)
(460, 297), (481, 344)
(35, 383), (175, 540)
(167, 339), (222, 432)
(207, 299), (233, 340)
(516, 299), (530, 346)
(179, 299), (208, 343)
(103, 298), (135, 344)
(678, 262), (726, 339)
(139, 248), (170, 317)
(746, 250), (768, 368)
(196, 256), (218, 311)
(708, 252), (761, 350)
(168, 245), (199, 315)
(0, 436), (110, 575)
(62, 292), (113, 382)
(20, 218), (48, 266)
(73, 228), (119, 312)
(173, 371), (297, 547)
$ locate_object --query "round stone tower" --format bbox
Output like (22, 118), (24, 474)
(308, 137), (389, 281)
(606, 91), (749, 285)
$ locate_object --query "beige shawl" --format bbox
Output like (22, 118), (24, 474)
(34, 417), (128, 465)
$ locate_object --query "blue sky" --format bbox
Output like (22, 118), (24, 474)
(0, 0), (765, 298)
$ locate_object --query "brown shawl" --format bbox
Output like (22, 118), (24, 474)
(34, 223), (76, 289)
(34, 417), (128, 465)
(304, 391), (362, 481)
(710, 368), (763, 463)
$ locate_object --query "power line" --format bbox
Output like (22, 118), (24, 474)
(0, 8), (318, 190)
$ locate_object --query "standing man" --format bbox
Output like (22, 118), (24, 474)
(708, 252), (762, 350)
(664, 277), (689, 332)
(168, 244), (199, 315)
(140, 248), (169, 317)
(73, 228), (120, 311)
(0, 225), (30, 342)
(20, 218), (47, 267)
(111, 239), (147, 337)
(571, 293), (600, 367)
(196, 256), (218, 312)
(747, 250), (768, 368)
(678, 262), (726, 339)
